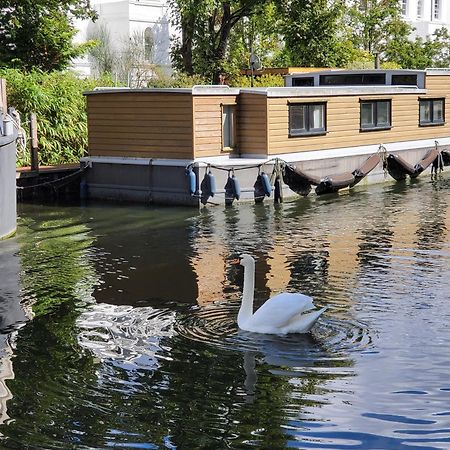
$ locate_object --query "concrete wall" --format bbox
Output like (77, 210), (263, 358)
(0, 133), (17, 239)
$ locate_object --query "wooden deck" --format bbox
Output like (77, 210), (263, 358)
(16, 163), (83, 201)
(16, 163), (80, 179)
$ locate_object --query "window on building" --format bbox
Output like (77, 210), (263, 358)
(419, 98), (445, 125)
(320, 73), (385, 86)
(401, 0), (408, 15)
(289, 103), (327, 136)
(222, 104), (237, 150)
(391, 74), (418, 86)
(417, 0), (424, 17)
(144, 27), (154, 61)
(360, 100), (391, 130)
(292, 77), (314, 87)
(434, 0), (441, 19)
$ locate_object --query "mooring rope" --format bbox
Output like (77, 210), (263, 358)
(186, 157), (280, 173)
(16, 164), (89, 190)
(432, 140), (444, 175)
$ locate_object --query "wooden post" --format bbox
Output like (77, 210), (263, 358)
(29, 113), (39, 172)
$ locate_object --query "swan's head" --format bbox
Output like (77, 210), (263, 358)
(232, 254), (255, 267)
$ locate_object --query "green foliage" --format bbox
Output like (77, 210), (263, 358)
(147, 71), (208, 88)
(346, 0), (409, 55)
(170, 0), (271, 83)
(227, 74), (284, 87)
(0, 69), (116, 166)
(279, 0), (355, 68)
(169, 0), (450, 76)
(0, 0), (97, 72)
(384, 27), (450, 69)
(227, 3), (285, 73)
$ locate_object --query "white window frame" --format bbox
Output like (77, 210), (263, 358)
(417, 0), (424, 18)
(221, 104), (237, 151)
(401, 0), (408, 16)
(433, 0), (441, 20)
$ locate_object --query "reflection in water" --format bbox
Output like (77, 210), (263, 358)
(77, 303), (176, 371)
(0, 175), (448, 448)
(0, 238), (29, 427)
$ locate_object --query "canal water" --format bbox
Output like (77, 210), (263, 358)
(0, 176), (449, 449)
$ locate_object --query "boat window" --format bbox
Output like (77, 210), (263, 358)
(292, 77), (314, 87)
(320, 73), (385, 86)
(419, 98), (445, 126)
(222, 104), (237, 151)
(289, 103), (326, 137)
(391, 74), (417, 86)
(360, 100), (391, 131)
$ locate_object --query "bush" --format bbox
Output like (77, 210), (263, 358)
(0, 69), (117, 167)
(227, 74), (285, 87)
(147, 71), (208, 88)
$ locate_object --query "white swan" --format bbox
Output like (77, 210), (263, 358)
(234, 254), (326, 334)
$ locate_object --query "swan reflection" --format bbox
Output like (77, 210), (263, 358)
(234, 329), (354, 405)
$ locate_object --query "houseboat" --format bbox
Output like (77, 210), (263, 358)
(0, 79), (17, 239)
(82, 69), (450, 206)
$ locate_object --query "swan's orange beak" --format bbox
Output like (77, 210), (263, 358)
(230, 258), (241, 265)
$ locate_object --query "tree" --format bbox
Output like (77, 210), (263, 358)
(170, 0), (270, 83)
(87, 24), (116, 78)
(88, 27), (156, 87)
(384, 27), (450, 69)
(279, 0), (356, 68)
(346, 0), (411, 56)
(347, 0), (450, 69)
(227, 2), (284, 72)
(0, 0), (97, 71)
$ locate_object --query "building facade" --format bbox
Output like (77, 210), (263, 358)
(401, 0), (450, 38)
(73, 0), (171, 77)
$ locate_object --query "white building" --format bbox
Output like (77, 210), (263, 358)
(73, 0), (171, 78)
(401, 0), (450, 39)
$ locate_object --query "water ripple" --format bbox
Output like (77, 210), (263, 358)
(176, 300), (374, 358)
(77, 303), (176, 371)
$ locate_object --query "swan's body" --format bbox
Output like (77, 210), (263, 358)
(236, 254), (326, 334)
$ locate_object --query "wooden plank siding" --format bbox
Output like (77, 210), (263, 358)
(86, 77), (450, 161)
(238, 93), (268, 155)
(87, 92), (195, 159)
(192, 95), (238, 158)
(266, 89), (450, 155)
(425, 74), (450, 97)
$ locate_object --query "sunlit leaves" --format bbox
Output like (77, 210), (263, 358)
(0, 69), (116, 166)
(0, 0), (96, 71)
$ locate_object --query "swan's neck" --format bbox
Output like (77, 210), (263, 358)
(238, 261), (255, 327)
